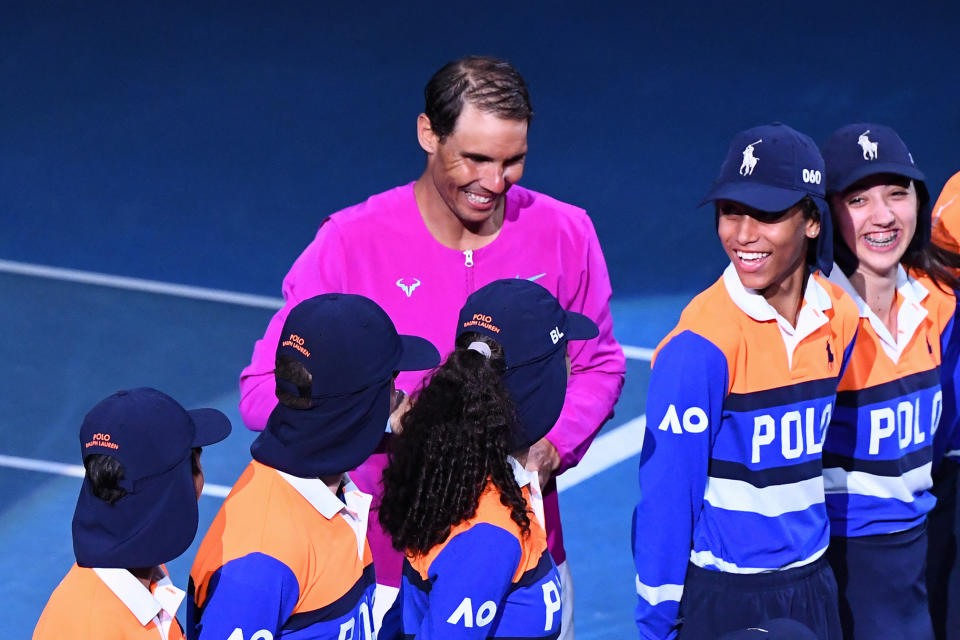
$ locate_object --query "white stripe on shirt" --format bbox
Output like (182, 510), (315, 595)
(635, 575), (683, 605)
(690, 545), (827, 574)
(704, 475), (824, 517)
(823, 463), (932, 502)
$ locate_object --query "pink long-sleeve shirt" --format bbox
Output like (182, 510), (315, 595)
(239, 182), (625, 586)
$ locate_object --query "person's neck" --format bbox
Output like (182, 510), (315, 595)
(128, 566), (158, 591)
(849, 266), (899, 335)
(760, 265), (809, 328)
(413, 175), (504, 251)
(321, 473), (344, 495)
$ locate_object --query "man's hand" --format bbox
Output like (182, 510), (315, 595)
(525, 437), (561, 488)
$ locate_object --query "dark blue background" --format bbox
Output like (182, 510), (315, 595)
(3, 4), (959, 637)
(4, 1), (958, 298)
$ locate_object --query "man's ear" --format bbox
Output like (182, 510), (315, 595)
(417, 113), (439, 154)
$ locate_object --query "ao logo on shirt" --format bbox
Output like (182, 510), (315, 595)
(447, 598), (498, 628)
(658, 403), (834, 463)
(446, 577), (561, 632)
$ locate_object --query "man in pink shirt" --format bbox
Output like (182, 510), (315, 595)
(239, 55), (625, 638)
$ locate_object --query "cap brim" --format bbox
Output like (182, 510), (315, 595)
(397, 335), (440, 371)
(700, 181), (808, 212)
(564, 311), (599, 341)
(188, 408), (232, 448)
(829, 162), (926, 194)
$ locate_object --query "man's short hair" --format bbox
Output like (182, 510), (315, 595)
(424, 55), (533, 141)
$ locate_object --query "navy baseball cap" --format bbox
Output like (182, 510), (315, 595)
(456, 279), (598, 450)
(701, 123), (834, 275)
(253, 294), (440, 477)
(822, 123), (931, 261)
(72, 388), (232, 568)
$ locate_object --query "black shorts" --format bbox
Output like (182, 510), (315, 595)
(677, 556), (841, 640)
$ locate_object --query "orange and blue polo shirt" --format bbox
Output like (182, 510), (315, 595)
(34, 564), (185, 640)
(632, 264), (859, 639)
(823, 266), (960, 537)
(188, 460), (375, 640)
(400, 464), (561, 640)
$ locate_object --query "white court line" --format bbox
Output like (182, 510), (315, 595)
(621, 345), (654, 361)
(0, 416), (646, 497)
(0, 258), (654, 361)
(557, 415), (646, 491)
(0, 454), (232, 498)
(1, 258), (650, 493)
(0, 259), (285, 310)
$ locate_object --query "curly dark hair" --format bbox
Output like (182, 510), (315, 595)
(424, 55), (533, 141)
(379, 332), (531, 555)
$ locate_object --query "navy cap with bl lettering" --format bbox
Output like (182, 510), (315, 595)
(456, 279), (599, 450)
(73, 388), (232, 568)
(457, 279), (598, 367)
(701, 122), (834, 275)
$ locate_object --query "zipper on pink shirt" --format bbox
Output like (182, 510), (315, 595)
(463, 249), (475, 292)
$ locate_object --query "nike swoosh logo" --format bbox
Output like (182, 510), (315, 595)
(515, 273), (546, 282)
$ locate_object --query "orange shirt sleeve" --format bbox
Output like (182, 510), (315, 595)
(931, 171), (960, 254)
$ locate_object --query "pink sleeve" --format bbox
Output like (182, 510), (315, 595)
(238, 219), (348, 430)
(545, 216), (626, 473)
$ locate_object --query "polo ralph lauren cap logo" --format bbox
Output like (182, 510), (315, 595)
(73, 388), (231, 569)
(275, 293), (440, 399)
(455, 279), (600, 451)
(822, 123), (925, 195)
(702, 123), (826, 207)
(255, 294), (440, 478)
(700, 122), (834, 275)
(739, 139), (762, 176)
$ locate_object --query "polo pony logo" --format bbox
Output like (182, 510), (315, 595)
(739, 139), (762, 176)
(396, 278), (421, 298)
(858, 130), (878, 160)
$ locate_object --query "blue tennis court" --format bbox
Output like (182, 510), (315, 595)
(3, 2), (959, 638)
(0, 266), (667, 638)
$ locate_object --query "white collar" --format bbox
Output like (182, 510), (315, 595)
(509, 456), (545, 527)
(722, 263), (832, 322)
(509, 456), (536, 490)
(276, 469), (350, 519)
(722, 264), (831, 368)
(275, 469), (372, 560)
(92, 566), (184, 627)
(827, 264), (929, 361)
